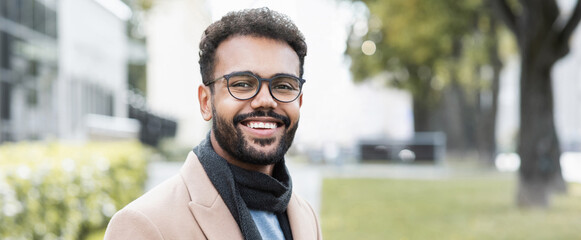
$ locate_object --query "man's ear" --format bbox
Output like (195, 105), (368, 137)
(298, 93), (303, 108)
(198, 85), (213, 121)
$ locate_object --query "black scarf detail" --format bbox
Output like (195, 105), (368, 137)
(193, 133), (293, 240)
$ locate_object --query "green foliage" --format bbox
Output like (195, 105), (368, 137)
(0, 141), (148, 240)
(347, 0), (485, 81)
(345, 0), (501, 126)
(322, 178), (581, 239)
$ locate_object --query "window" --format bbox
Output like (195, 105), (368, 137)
(0, 0), (8, 19)
(45, 8), (57, 38)
(5, 0), (21, 23)
(1, 31), (11, 69)
(33, 1), (45, 34)
(106, 94), (114, 116)
(27, 59), (37, 76)
(1, 82), (11, 120)
(26, 88), (37, 107)
(21, 0), (34, 29)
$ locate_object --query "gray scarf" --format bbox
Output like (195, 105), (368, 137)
(193, 133), (293, 239)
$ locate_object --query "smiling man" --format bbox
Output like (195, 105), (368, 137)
(104, 8), (321, 240)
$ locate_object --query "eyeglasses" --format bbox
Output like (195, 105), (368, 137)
(206, 71), (306, 103)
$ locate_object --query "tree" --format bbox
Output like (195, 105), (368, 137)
(491, 0), (581, 208)
(345, 0), (501, 161)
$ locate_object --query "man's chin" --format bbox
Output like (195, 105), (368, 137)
(247, 141), (280, 156)
(240, 138), (284, 165)
(251, 136), (277, 147)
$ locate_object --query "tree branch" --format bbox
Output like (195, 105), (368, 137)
(558, 0), (581, 45)
(491, 0), (518, 34)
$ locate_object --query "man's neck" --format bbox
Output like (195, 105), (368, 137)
(209, 133), (275, 176)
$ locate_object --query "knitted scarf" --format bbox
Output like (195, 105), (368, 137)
(193, 134), (293, 240)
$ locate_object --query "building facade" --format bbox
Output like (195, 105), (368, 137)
(0, 0), (59, 142)
(145, 0), (211, 146)
(0, 0), (136, 143)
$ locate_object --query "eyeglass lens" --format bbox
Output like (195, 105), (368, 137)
(227, 73), (301, 102)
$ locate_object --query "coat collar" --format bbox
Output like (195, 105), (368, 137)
(180, 151), (319, 240)
(288, 193), (321, 239)
(181, 151), (243, 240)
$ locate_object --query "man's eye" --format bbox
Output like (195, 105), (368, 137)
(231, 81), (253, 88)
(229, 77), (258, 90)
(228, 74), (256, 87)
(272, 78), (299, 91)
(273, 83), (295, 90)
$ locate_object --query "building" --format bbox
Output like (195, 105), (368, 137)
(0, 0), (139, 143)
(145, 0), (211, 146)
(0, 0), (59, 142)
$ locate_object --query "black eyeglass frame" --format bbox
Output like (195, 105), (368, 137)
(205, 71), (306, 103)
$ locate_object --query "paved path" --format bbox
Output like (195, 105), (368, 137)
(145, 161), (182, 191)
(286, 161), (322, 214)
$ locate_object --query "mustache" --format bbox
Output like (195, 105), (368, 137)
(233, 111), (291, 128)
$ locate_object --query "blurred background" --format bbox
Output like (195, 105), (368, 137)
(0, 0), (580, 239)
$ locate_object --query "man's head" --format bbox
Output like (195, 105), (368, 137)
(197, 8), (307, 168)
(199, 7), (307, 86)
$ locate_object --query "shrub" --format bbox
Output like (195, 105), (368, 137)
(0, 141), (148, 240)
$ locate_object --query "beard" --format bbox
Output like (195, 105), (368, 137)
(212, 107), (299, 165)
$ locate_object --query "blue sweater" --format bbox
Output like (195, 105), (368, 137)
(249, 210), (285, 239)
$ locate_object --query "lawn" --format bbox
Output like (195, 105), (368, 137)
(321, 177), (581, 240)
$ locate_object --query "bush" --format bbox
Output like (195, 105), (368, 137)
(0, 141), (148, 240)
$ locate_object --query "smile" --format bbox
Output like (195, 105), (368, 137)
(246, 121), (278, 129)
(239, 119), (283, 139)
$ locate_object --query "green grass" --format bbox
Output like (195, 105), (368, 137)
(322, 178), (581, 240)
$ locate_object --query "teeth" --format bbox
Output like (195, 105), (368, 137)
(247, 122), (277, 129)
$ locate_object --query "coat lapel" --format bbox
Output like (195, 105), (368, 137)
(180, 151), (321, 240)
(181, 152), (244, 240)
(287, 193), (322, 240)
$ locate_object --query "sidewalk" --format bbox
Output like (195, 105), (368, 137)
(286, 161), (322, 214)
(145, 161), (183, 191)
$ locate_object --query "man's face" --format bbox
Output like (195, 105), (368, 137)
(206, 36), (302, 165)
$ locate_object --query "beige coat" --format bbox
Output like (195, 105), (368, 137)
(104, 151), (322, 240)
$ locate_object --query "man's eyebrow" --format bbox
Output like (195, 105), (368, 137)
(260, 72), (300, 78)
(231, 71), (299, 78)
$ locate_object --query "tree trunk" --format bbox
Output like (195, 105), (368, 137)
(491, 0), (580, 208)
(440, 83), (467, 152)
(476, 18), (501, 165)
(476, 66), (500, 165)
(517, 58), (566, 207)
(412, 97), (432, 132)
(440, 38), (480, 154)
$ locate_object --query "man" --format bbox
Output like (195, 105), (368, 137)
(104, 7), (321, 240)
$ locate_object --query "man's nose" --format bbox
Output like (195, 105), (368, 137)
(250, 82), (277, 109)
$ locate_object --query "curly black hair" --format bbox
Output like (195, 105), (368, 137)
(198, 7), (307, 86)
